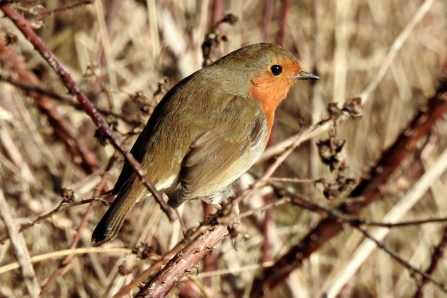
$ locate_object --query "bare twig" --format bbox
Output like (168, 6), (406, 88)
(361, 218), (447, 228)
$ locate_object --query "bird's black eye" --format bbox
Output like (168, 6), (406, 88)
(270, 64), (282, 76)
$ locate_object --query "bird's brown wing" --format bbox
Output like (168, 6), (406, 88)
(168, 95), (267, 207)
(111, 76), (193, 196)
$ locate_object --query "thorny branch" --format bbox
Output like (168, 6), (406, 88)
(135, 225), (229, 297)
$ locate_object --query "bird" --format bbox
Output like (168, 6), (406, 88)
(91, 43), (319, 245)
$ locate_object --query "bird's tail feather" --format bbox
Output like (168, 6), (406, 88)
(91, 183), (136, 245)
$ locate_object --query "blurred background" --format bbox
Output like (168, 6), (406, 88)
(0, 0), (446, 297)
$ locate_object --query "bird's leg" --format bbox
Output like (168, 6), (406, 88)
(174, 208), (188, 236)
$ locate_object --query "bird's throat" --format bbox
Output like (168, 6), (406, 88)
(249, 77), (292, 136)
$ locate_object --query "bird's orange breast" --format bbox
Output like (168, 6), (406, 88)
(248, 59), (301, 142)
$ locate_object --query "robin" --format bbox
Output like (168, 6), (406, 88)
(92, 43), (319, 245)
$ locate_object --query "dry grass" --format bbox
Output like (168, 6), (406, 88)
(0, 0), (447, 297)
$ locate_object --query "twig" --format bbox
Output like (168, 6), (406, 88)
(267, 177), (315, 183)
(0, 247), (133, 275)
(413, 225), (447, 297)
(361, 218), (447, 228)
(259, 110), (350, 162)
(273, 184), (447, 231)
(0, 187), (40, 297)
(238, 197), (291, 219)
(0, 4), (176, 220)
(356, 226), (447, 292)
(29, 0), (94, 21)
(0, 197), (109, 244)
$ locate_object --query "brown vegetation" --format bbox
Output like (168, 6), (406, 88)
(0, 0), (446, 297)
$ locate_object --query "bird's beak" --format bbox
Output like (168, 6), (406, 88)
(294, 71), (320, 80)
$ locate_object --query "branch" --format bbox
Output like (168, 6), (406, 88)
(136, 225), (228, 297)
